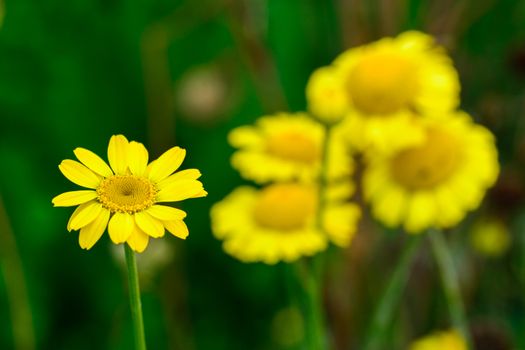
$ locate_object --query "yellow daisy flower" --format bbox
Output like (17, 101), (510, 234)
(308, 31), (460, 153)
(210, 183), (360, 264)
(306, 65), (349, 124)
(363, 112), (499, 233)
(52, 135), (207, 252)
(228, 112), (352, 184)
(470, 218), (511, 258)
(410, 329), (466, 350)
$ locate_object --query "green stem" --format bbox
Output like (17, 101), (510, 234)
(295, 260), (326, 350)
(0, 196), (35, 350)
(317, 123), (332, 230)
(428, 229), (473, 349)
(363, 235), (423, 350)
(297, 122), (333, 350)
(124, 244), (147, 350)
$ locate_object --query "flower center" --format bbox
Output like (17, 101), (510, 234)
(347, 52), (418, 115)
(266, 131), (319, 163)
(253, 183), (317, 231)
(390, 127), (461, 190)
(96, 175), (157, 213)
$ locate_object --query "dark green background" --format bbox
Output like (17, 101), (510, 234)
(1, 0), (525, 349)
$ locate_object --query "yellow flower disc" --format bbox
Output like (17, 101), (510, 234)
(266, 131), (319, 164)
(348, 52), (418, 115)
(253, 184), (316, 230)
(390, 128), (461, 190)
(97, 175), (157, 213)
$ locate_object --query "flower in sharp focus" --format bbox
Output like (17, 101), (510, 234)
(313, 31), (460, 153)
(409, 329), (467, 350)
(228, 112), (353, 184)
(52, 135), (207, 252)
(210, 183), (360, 264)
(363, 112), (499, 233)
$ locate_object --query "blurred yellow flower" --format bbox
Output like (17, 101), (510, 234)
(52, 135), (207, 252)
(470, 218), (511, 257)
(228, 112), (353, 184)
(410, 329), (466, 350)
(210, 183), (360, 264)
(364, 112), (499, 233)
(308, 31), (459, 153)
(306, 66), (349, 123)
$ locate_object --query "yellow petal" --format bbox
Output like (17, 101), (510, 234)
(404, 192), (437, 233)
(52, 190), (98, 207)
(126, 226), (149, 253)
(58, 160), (101, 188)
(163, 220), (189, 239)
(107, 212), (134, 243)
(134, 211), (165, 238)
(146, 205), (186, 221)
(128, 141), (149, 176)
(107, 135), (129, 175)
(372, 186), (407, 228)
(147, 146), (186, 183)
(78, 209), (110, 249)
(73, 147), (113, 177)
(68, 200), (103, 231)
(156, 179), (206, 202)
(156, 169), (202, 190)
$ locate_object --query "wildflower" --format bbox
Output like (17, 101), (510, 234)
(470, 218), (511, 258)
(308, 31), (459, 153)
(52, 135), (207, 252)
(210, 183), (360, 264)
(363, 112), (499, 233)
(306, 66), (349, 124)
(228, 112), (352, 184)
(410, 329), (467, 350)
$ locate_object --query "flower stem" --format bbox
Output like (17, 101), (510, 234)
(124, 244), (147, 350)
(428, 229), (473, 349)
(0, 196), (35, 350)
(363, 235), (423, 350)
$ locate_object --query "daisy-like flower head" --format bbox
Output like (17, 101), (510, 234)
(363, 112), (499, 233)
(52, 135), (207, 252)
(308, 31), (460, 153)
(228, 112), (352, 184)
(306, 66), (349, 124)
(210, 183), (360, 264)
(410, 330), (466, 350)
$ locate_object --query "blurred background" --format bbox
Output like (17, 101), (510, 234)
(1, 0), (525, 349)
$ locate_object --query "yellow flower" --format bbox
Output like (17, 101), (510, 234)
(52, 135), (207, 252)
(364, 112), (499, 233)
(470, 218), (511, 258)
(228, 112), (352, 184)
(308, 31), (459, 153)
(306, 66), (350, 123)
(410, 330), (467, 350)
(210, 183), (360, 264)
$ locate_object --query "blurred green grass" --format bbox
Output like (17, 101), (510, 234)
(1, 0), (525, 349)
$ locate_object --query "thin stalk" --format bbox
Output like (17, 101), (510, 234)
(363, 235), (423, 350)
(428, 229), (473, 349)
(0, 196), (35, 350)
(124, 245), (147, 350)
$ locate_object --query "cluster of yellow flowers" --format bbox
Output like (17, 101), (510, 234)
(212, 31), (499, 263)
(210, 113), (361, 264)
